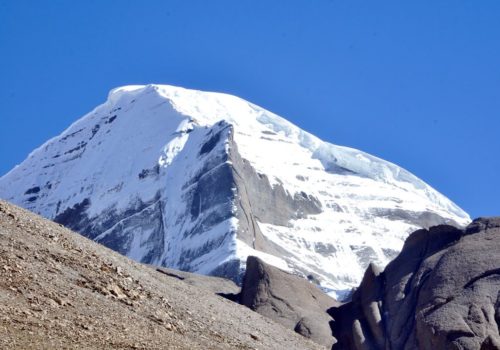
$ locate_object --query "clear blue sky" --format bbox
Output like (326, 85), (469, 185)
(1, 1), (498, 218)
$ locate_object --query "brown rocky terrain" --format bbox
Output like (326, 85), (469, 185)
(0, 200), (323, 350)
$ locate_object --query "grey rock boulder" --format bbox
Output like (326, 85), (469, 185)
(240, 256), (339, 348)
(330, 218), (500, 350)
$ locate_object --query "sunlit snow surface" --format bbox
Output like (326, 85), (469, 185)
(0, 84), (470, 299)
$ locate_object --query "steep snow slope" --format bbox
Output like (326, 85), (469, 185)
(0, 84), (470, 298)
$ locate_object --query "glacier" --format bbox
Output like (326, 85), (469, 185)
(0, 84), (470, 299)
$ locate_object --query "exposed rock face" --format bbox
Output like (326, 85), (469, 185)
(330, 218), (500, 350)
(241, 256), (338, 348)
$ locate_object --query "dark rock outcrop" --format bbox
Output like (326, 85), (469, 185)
(240, 256), (338, 348)
(330, 218), (500, 350)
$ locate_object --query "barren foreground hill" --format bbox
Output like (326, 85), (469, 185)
(0, 200), (322, 350)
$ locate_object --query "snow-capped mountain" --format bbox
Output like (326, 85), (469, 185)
(0, 84), (470, 298)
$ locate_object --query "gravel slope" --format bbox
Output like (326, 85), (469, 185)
(0, 200), (323, 350)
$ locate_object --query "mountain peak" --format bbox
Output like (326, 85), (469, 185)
(0, 84), (470, 298)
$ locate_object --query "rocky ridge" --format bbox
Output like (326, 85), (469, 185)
(330, 218), (500, 350)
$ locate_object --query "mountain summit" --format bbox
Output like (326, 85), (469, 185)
(0, 84), (469, 298)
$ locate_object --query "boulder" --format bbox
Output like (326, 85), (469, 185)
(240, 256), (338, 348)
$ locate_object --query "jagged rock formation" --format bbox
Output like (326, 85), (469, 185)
(0, 84), (470, 297)
(240, 256), (338, 348)
(330, 218), (500, 350)
(0, 199), (323, 350)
